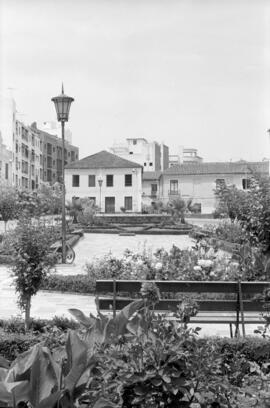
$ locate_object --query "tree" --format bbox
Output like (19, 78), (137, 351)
(214, 174), (270, 252)
(0, 186), (18, 232)
(9, 217), (58, 330)
(167, 198), (187, 224)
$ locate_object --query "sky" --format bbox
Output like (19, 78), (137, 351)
(0, 0), (270, 162)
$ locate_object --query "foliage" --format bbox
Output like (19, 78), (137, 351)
(0, 187), (18, 232)
(0, 299), (144, 408)
(77, 199), (99, 226)
(0, 316), (79, 334)
(9, 217), (58, 330)
(214, 174), (270, 253)
(0, 297), (269, 407)
(167, 197), (187, 224)
(40, 274), (95, 294)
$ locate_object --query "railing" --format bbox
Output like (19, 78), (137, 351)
(168, 190), (180, 195)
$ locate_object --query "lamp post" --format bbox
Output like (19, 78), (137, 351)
(97, 175), (103, 213)
(51, 84), (74, 263)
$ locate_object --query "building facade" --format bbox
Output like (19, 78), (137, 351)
(65, 150), (143, 213)
(12, 120), (43, 190)
(110, 138), (169, 171)
(33, 123), (79, 185)
(0, 132), (12, 185)
(143, 161), (269, 214)
(169, 147), (203, 167)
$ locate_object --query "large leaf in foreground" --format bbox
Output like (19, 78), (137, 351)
(28, 346), (59, 408)
(68, 308), (96, 328)
(65, 331), (88, 393)
(105, 300), (144, 341)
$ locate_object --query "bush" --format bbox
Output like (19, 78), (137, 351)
(41, 274), (95, 293)
(0, 315), (79, 334)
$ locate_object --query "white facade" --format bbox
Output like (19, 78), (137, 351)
(65, 167), (142, 213)
(110, 138), (169, 171)
(0, 93), (16, 150)
(169, 147), (203, 167)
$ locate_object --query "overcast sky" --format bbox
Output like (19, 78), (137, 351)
(1, 0), (270, 161)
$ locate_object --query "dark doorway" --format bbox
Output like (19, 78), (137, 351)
(105, 197), (115, 213)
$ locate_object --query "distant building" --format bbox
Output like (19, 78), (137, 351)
(0, 93), (16, 150)
(169, 147), (203, 167)
(110, 138), (169, 171)
(39, 121), (73, 144)
(33, 123), (79, 185)
(12, 120), (43, 190)
(143, 161), (269, 213)
(0, 132), (12, 185)
(65, 150), (142, 213)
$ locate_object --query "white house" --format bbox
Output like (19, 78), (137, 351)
(143, 161), (269, 214)
(65, 150), (143, 213)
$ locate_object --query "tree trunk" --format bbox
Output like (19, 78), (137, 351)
(24, 297), (31, 331)
(4, 221), (7, 233)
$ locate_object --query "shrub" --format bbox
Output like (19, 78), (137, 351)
(41, 274), (95, 293)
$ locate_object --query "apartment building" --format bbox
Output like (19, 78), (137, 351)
(12, 121), (43, 190)
(169, 147), (203, 167)
(0, 132), (12, 185)
(33, 123), (79, 185)
(110, 138), (169, 171)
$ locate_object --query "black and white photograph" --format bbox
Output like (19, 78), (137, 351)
(0, 0), (270, 406)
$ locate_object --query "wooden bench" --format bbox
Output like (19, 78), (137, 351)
(95, 280), (270, 337)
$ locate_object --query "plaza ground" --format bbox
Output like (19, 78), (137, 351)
(0, 231), (260, 337)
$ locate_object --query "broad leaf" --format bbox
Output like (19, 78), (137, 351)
(64, 331), (88, 392)
(68, 308), (96, 328)
(0, 356), (9, 369)
(92, 397), (118, 408)
(105, 300), (144, 341)
(29, 346), (60, 408)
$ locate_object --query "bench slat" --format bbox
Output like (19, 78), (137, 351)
(98, 297), (265, 312)
(96, 280), (239, 293)
(96, 280), (270, 294)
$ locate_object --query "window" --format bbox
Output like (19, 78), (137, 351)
(149, 162), (153, 166)
(133, 140), (137, 145)
(124, 196), (133, 211)
(129, 152), (133, 155)
(88, 175), (96, 187)
(5, 163), (9, 180)
(151, 184), (157, 196)
(125, 174), (132, 187)
(72, 175), (80, 187)
(106, 174), (113, 187)
(170, 180), (178, 193)
(144, 163), (147, 166)
(242, 178), (251, 190)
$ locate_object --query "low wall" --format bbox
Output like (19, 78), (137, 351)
(95, 214), (171, 225)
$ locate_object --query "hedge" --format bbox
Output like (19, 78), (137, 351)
(40, 274), (94, 294)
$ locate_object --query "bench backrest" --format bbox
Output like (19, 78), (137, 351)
(96, 280), (270, 314)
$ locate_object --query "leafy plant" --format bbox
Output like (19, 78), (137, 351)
(0, 187), (18, 232)
(9, 217), (58, 330)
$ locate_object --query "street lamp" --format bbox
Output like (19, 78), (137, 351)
(51, 84), (74, 263)
(97, 175), (103, 213)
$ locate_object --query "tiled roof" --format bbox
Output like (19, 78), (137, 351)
(65, 150), (142, 169)
(142, 171), (162, 180)
(163, 161), (269, 175)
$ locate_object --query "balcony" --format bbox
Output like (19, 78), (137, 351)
(168, 190), (180, 196)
